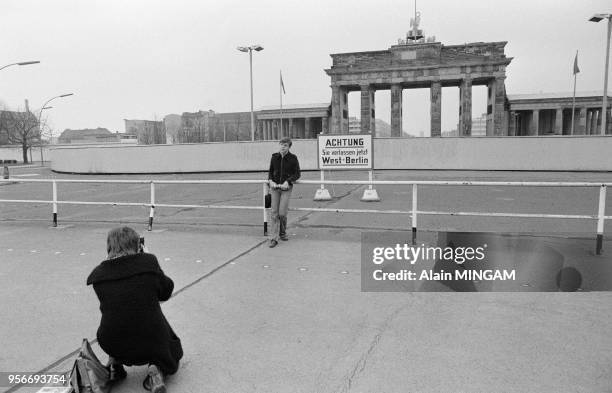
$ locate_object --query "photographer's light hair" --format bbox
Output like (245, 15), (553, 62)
(107, 226), (140, 259)
(279, 137), (292, 147)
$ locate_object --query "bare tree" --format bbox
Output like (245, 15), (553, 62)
(0, 108), (40, 163)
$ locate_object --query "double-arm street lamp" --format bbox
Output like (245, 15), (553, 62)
(0, 60), (40, 72)
(237, 44), (264, 141)
(38, 93), (74, 165)
(589, 13), (612, 135)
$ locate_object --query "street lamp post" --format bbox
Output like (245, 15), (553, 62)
(37, 93), (74, 165)
(237, 44), (264, 141)
(589, 13), (612, 135)
(0, 61), (40, 72)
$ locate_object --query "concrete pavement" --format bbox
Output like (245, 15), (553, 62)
(1, 222), (611, 393)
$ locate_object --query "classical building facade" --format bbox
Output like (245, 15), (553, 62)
(507, 91), (612, 135)
(257, 103), (329, 140)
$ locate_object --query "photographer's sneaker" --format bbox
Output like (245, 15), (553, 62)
(143, 364), (166, 393)
(269, 239), (278, 248)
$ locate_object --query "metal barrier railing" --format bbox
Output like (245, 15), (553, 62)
(0, 178), (609, 254)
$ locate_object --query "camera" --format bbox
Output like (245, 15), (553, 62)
(139, 236), (145, 253)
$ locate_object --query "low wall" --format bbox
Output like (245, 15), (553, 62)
(49, 136), (612, 173)
(0, 146), (48, 162)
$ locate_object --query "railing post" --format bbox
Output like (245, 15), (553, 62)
(148, 181), (155, 231)
(52, 180), (58, 227)
(263, 182), (268, 236)
(412, 183), (418, 245)
(596, 185), (607, 255)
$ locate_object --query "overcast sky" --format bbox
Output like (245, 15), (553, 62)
(2, 0), (611, 137)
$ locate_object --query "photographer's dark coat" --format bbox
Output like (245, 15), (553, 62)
(86, 253), (183, 375)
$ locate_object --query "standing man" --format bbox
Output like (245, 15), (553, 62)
(267, 137), (300, 248)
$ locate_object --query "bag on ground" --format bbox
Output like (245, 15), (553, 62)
(68, 338), (111, 393)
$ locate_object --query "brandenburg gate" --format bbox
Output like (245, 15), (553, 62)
(325, 19), (513, 137)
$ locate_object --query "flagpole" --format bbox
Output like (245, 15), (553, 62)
(280, 71), (284, 138)
(571, 50), (578, 135)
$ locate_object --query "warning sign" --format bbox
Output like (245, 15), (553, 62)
(317, 135), (372, 170)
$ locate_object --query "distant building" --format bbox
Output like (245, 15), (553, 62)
(58, 128), (119, 144)
(346, 116), (392, 136)
(163, 114), (181, 144)
(209, 112), (251, 142)
(348, 117), (361, 133)
(176, 110), (213, 143)
(124, 119), (166, 145)
(470, 113), (487, 136)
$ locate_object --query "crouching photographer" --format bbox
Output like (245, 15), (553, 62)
(86, 226), (183, 393)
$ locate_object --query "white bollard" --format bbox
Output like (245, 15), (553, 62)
(361, 170), (380, 202)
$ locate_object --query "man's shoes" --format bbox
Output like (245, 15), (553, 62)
(143, 365), (166, 393)
(108, 363), (127, 382)
(279, 233), (288, 241)
(269, 239), (278, 248)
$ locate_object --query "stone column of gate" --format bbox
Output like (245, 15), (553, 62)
(390, 84), (403, 137)
(586, 110), (593, 135)
(459, 78), (472, 136)
(577, 107), (587, 135)
(554, 108), (563, 135)
(360, 84), (376, 136)
(331, 85), (346, 134)
(267, 120), (272, 140)
(430, 81), (442, 137)
(492, 77), (506, 135)
(530, 110), (539, 136)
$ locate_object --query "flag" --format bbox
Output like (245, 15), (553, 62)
(573, 51), (580, 75)
(280, 71), (286, 94)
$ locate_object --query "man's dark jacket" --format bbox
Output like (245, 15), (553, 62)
(86, 253), (183, 375)
(268, 151), (301, 186)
